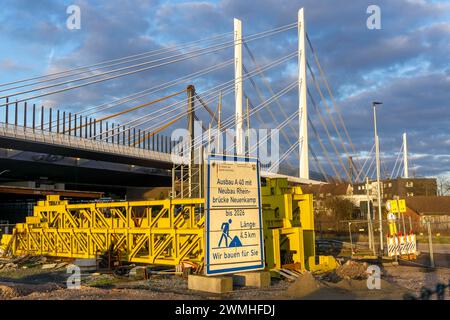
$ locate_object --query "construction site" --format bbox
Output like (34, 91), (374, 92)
(0, 2), (449, 304)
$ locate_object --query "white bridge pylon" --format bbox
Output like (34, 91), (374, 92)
(233, 8), (309, 179)
(298, 8), (308, 179)
(234, 18), (244, 156)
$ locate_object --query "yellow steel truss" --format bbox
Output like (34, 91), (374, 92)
(12, 196), (205, 266)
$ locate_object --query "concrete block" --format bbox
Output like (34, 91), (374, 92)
(74, 258), (97, 267)
(74, 258), (97, 271)
(129, 266), (147, 280)
(233, 271), (271, 288)
(188, 274), (233, 293)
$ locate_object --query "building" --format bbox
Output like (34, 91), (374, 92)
(301, 183), (364, 231)
(301, 183), (352, 198)
(353, 177), (437, 200)
(403, 196), (450, 234)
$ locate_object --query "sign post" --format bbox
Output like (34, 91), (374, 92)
(205, 155), (264, 275)
(386, 199), (417, 260)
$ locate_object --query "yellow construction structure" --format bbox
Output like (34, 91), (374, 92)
(1, 178), (337, 273)
(262, 178), (337, 272)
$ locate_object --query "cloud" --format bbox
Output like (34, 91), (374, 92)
(0, 0), (449, 178)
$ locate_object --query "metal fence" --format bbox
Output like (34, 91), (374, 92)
(0, 220), (11, 236)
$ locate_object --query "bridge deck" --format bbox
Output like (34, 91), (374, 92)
(0, 123), (178, 169)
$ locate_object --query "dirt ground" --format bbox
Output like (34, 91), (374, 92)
(0, 270), (290, 300)
(0, 259), (448, 300)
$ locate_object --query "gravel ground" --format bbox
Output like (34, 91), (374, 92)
(383, 264), (450, 298)
(0, 263), (292, 300)
(0, 257), (448, 300)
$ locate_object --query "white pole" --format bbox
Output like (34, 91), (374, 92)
(374, 104), (383, 253)
(427, 220), (435, 268)
(403, 132), (409, 178)
(366, 177), (373, 252)
(234, 18), (244, 156)
(217, 91), (222, 154)
(298, 8), (309, 179)
(375, 134), (383, 253)
(246, 97), (250, 156)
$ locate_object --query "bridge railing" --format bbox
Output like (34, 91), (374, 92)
(0, 122), (184, 164)
(1, 102), (175, 154)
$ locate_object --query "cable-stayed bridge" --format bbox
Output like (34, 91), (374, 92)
(0, 8), (394, 196)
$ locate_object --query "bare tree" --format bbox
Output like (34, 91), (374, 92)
(323, 197), (355, 232)
(437, 175), (450, 196)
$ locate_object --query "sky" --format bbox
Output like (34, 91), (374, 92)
(0, 0), (449, 180)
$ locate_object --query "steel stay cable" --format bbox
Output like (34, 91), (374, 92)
(308, 87), (352, 181)
(112, 100), (200, 144)
(243, 51), (334, 178)
(132, 88), (235, 145)
(0, 32), (233, 88)
(1, 21), (295, 89)
(395, 156), (404, 178)
(245, 96), (296, 171)
(308, 115), (343, 182)
(243, 64), (298, 142)
(0, 23), (297, 104)
(306, 33), (362, 172)
(390, 141), (404, 179)
(307, 61), (354, 178)
(0, 40), (238, 100)
(240, 110), (299, 159)
(83, 49), (293, 124)
(111, 79), (239, 142)
(174, 55), (299, 150)
(309, 145), (330, 182)
(246, 96), (297, 170)
(243, 42), (299, 139)
(172, 82), (296, 169)
(98, 85), (234, 140)
(189, 81), (297, 155)
(246, 111), (298, 161)
(47, 59), (233, 129)
(247, 108), (299, 154)
(211, 81), (298, 154)
(24, 49), (296, 139)
(355, 146), (375, 183)
(194, 93), (218, 123)
(98, 78), (238, 140)
(218, 81), (298, 139)
(243, 66), (299, 160)
(65, 89), (187, 134)
(94, 53), (294, 140)
(269, 138), (299, 172)
(354, 143), (375, 182)
(359, 144), (375, 181)
(241, 41), (301, 170)
(133, 113), (187, 146)
(135, 50), (297, 152)
(0, 34), (234, 93)
(131, 89), (227, 147)
(366, 155), (376, 180)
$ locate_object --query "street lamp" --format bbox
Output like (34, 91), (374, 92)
(372, 101), (384, 255)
